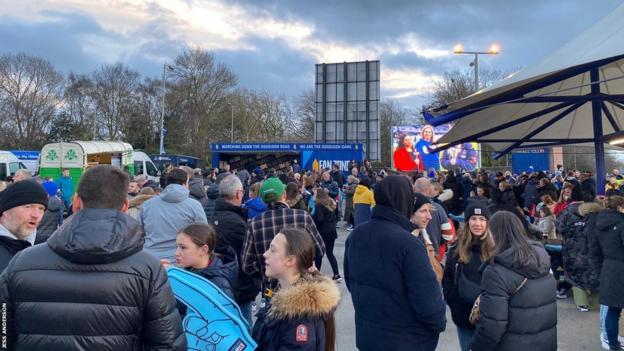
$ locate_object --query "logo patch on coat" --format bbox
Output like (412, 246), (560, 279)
(296, 324), (309, 342)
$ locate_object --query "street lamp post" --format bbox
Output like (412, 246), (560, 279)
(453, 44), (500, 91)
(229, 102), (234, 143)
(160, 64), (175, 155)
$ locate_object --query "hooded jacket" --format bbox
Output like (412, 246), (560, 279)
(0, 208), (186, 350)
(244, 197), (268, 220)
(353, 185), (375, 226)
(35, 195), (65, 243)
(188, 247), (238, 299)
(591, 209), (624, 308)
(0, 224), (32, 272)
(556, 202), (601, 289)
(126, 194), (156, 220)
(140, 184), (208, 262)
(470, 242), (557, 351)
(345, 202), (447, 351)
(252, 273), (340, 351)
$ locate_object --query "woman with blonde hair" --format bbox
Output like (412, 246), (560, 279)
(443, 203), (495, 351)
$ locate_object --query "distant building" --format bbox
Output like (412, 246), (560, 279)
(315, 60), (380, 160)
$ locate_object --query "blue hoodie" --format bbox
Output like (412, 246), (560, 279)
(140, 184), (207, 262)
(243, 197), (267, 220)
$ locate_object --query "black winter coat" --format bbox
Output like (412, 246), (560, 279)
(312, 204), (338, 242)
(0, 236), (30, 272)
(443, 175), (463, 214)
(204, 183), (219, 220)
(345, 205), (447, 351)
(556, 202), (601, 289)
(0, 208), (186, 350)
(470, 242), (557, 351)
(210, 198), (260, 304)
(189, 248), (239, 299)
(36, 195), (64, 243)
(442, 243), (486, 329)
(591, 209), (624, 307)
(321, 180), (340, 199)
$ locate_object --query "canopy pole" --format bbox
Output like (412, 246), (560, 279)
(591, 68), (606, 196)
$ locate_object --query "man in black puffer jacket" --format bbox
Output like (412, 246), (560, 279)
(0, 165), (186, 350)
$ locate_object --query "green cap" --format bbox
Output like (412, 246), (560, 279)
(259, 177), (286, 202)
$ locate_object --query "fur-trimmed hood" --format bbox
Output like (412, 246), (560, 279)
(129, 194), (156, 208)
(579, 202), (603, 217)
(268, 273), (340, 320)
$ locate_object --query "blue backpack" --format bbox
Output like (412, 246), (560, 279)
(167, 267), (257, 351)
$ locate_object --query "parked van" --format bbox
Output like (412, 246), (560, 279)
(39, 141), (135, 189)
(133, 151), (160, 182)
(0, 151), (29, 181)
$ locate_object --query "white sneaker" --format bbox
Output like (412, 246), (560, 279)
(601, 334), (624, 350)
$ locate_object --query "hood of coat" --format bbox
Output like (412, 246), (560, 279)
(286, 194), (304, 208)
(596, 209), (624, 231)
(160, 184), (190, 203)
(354, 184), (371, 197)
(565, 202), (582, 217)
(47, 208), (144, 264)
(244, 197), (267, 212)
(437, 189), (454, 203)
(494, 241), (551, 279)
(192, 246), (238, 287)
(188, 178), (207, 199)
(578, 202), (603, 217)
(268, 273), (340, 320)
(129, 194), (156, 208)
(47, 196), (65, 212)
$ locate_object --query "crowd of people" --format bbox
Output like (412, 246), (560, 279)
(0, 160), (622, 350)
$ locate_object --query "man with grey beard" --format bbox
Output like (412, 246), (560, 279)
(0, 179), (48, 270)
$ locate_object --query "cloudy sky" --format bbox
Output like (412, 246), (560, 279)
(0, 0), (621, 109)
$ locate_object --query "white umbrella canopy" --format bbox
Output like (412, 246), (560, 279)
(432, 3), (624, 154)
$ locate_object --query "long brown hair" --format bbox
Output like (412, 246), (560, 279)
(315, 188), (337, 211)
(279, 228), (336, 351)
(455, 218), (495, 264)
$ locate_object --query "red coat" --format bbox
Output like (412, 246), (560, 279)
(393, 147), (423, 172)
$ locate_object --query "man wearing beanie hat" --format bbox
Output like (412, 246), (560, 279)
(0, 179), (48, 270)
(242, 177), (325, 293)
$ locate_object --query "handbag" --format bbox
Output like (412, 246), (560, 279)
(469, 276), (528, 325)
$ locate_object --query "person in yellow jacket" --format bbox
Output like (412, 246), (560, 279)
(353, 178), (375, 226)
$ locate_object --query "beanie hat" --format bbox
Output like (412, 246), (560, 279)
(413, 192), (431, 213)
(0, 180), (48, 215)
(464, 203), (490, 220)
(260, 177), (286, 203)
(42, 180), (58, 196)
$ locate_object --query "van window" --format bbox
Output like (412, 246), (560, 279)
(0, 163), (6, 180)
(134, 161), (144, 176)
(146, 162), (158, 176)
(9, 162), (23, 175)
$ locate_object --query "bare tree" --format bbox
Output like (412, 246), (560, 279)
(379, 100), (408, 167)
(168, 48), (237, 157)
(124, 77), (162, 150)
(427, 68), (509, 110)
(90, 63), (139, 140)
(290, 89), (315, 141)
(0, 53), (63, 149)
(60, 73), (96, 140)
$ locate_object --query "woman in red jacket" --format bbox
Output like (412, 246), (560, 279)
(393, 134), (423, 172)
